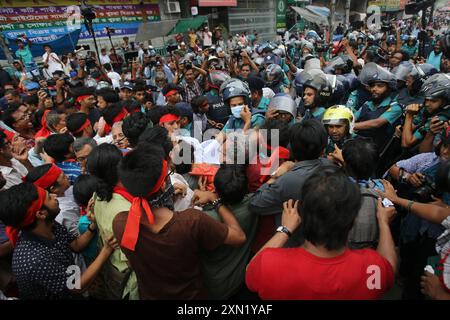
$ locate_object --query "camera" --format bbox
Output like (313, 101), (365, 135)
(86, 58), (97, 70)
(381, 22), (391, 33)
(184, 61), (192, 69)
(412, 175), (439, 203)
(233, 48), (242, 59)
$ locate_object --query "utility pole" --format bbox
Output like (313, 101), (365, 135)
(329, 0), (337, 44)
(345, 0), (351, 30)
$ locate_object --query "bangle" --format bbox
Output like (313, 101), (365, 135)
(407, 200), (414, 213)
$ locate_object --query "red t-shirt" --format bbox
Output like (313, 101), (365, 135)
(246, 247), (394, 300)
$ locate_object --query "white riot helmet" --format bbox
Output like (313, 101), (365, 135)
(267, 93), (297, 118)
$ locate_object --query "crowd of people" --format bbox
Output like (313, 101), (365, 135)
(0, 14), (449, 300)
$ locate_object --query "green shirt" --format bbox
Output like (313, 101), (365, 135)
(94, 193), (139, 299)
(201, 195), (258, 299)
(346, 90), (360, 113)
(15, 45), (34, 66)
(223, 113), (265, 132)
(256, 96), (270, 112)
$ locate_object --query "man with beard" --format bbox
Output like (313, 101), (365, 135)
(353, 63), (402, 153)
(301, 74), (332, 122)
(427, 43), (444, 71)
(0, 182), (117, 299)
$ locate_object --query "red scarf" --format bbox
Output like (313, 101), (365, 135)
(113, 159), (168, 251)
(34, 109), (52, 140)
(103, 108), (128, 135)
(5, 186), (47, 247)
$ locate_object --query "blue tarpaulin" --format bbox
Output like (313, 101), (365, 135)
(0, 28), (81, 60)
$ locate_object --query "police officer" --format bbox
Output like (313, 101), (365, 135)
(220, 79), (265, 133)
(265, 93), (297, 125)
(402, 73), (450, 151)
(322, 105), (356, 154)
(353, 63), (402, 153)
(301, 73), (332, 122)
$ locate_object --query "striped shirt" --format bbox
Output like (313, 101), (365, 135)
(56, 161), (81, 185)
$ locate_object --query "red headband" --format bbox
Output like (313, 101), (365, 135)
(5, 186), (47, 247)
(75, 95), (92, 105)
(159, 114), (180, 125)
(113, 160), (168, 251)
(103, 108), (128, 135)
(164, 89), (179, 98)
(33, 164), (62, 189)
(73, 119), (91, 134)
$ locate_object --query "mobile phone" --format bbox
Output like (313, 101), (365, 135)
(382, 198), (394, 208)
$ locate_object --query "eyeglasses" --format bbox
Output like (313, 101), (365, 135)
(114, 136), (127, 146)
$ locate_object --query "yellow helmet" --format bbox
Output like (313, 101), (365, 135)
(322, 105), (355, 134)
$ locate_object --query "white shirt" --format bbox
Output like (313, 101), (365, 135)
(0, 158), (28, 190)
(107, 71), (121, 90)
(94, 133), (114, 145)
(42, 52), (63, 79)
(202, 31), (213, 46)
(55, 187), (80, 237)
(99, 54), (111, 66)
(170, 173), (195, 212)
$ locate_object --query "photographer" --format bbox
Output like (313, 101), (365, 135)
(377, 177), (450, 300)
(173, 59), (206, 104)
(403, 74), (450, 153)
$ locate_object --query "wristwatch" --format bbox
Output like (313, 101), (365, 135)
(276, 226), (292, 237)
(210, 197), (223, 210)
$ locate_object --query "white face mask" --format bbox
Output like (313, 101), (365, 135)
(231, 105), (245, 118)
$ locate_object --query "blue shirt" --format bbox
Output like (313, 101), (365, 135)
(257, 96), (270, 112)
(78, 215), (98, 265)
(427, 51), (443, 71)
(56, 161), (81, 185)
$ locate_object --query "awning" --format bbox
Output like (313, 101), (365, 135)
(167, 16), (208, 36)
(135, 20), (178, 42)
(290, 6), (329, 26)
